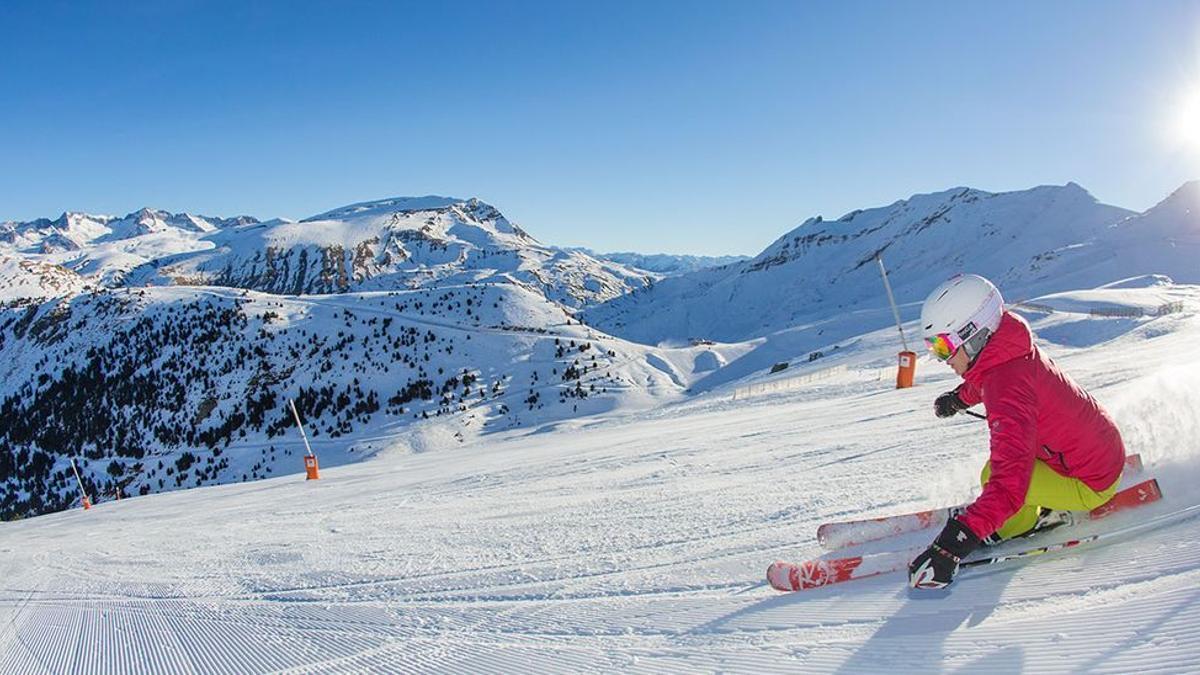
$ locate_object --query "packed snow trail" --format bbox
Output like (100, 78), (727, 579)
(1, 288), (1199, 672)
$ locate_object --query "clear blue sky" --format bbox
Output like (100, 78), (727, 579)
(3, 1), (1200, 255)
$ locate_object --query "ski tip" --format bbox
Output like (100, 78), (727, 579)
(1144, 477), (1163, 500)
(1125, 477), (1163, 500)
(767, 561), (797, 592)
(1089, 477), (1163, 520)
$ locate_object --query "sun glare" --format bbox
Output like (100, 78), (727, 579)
(1170, 88), (1200, 150)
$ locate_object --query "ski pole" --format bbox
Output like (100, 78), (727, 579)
(963, 533), (1101, 569)
(963, 409), (987, 421)
(962, 500), (1200, 570)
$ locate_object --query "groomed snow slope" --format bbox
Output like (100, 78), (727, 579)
(1, 285), (1198, 673)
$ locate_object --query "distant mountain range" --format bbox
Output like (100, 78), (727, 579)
(559, 248), (749, 276)
(0, 197), (653, 308)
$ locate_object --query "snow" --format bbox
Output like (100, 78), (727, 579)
(2, 284), (1199, 672)
(302, 196), (467, 222)
(0, 255), (91, 300)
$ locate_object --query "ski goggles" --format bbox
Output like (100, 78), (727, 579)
(924, 332), (963, 361)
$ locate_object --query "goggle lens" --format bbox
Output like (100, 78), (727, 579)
(925, 333), (959, 361)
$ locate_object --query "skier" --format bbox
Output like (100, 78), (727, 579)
(908, 274), (1127, 589)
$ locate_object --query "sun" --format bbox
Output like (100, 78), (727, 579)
(1169, 88), (1200, 151)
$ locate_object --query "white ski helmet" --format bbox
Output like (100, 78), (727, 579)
(920, 274), (1004, 361)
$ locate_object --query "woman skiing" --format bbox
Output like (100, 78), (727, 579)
(908, 274), (1127, 590)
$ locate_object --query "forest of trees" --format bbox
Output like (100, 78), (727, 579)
(0, 284), (624, 520)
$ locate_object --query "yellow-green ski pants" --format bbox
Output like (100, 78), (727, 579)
(981, 459), (1120, 540)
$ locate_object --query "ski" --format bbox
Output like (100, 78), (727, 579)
(962, 480), (1173, 571)
(770, 478), (1162, 592)
(818, 453), (1145, 550)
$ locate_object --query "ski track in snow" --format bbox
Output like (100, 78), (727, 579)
(2, 288), (1200, 673)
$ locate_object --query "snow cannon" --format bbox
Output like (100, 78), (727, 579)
(290, 399), (320, 480)
(896, 351), (917, 388)
(875, 257), (917, 389)
(304, 454), (320, 480)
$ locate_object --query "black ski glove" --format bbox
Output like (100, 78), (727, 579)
(934, 389), (969, 418)
(908, 517), (981, 589)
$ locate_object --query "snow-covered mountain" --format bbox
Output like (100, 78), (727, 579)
(1, 212), (115, 252)
(1015, 180), (1200, 290)
(0, 209), (256, 253)
(166, 197), (651, 307)
(561, 248), (750, 276)
(0, 281), (731, 519)
(0, 209), (260, 293)
(1, 197), (653, 309)
(583, 183), (1146, 344)
(0, 195), (669, 520)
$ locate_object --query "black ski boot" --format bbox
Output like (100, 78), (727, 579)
(981, 507), (1074, 546)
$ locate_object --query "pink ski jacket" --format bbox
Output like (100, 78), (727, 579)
(955, 311), (1126, 539)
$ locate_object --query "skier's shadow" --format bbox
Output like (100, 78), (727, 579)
(832, 566), (1020, 674)
(698, 565), (1021, 672)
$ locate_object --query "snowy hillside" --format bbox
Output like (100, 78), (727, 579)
(584, 183), (1141, 344)
(0, 195), (737, 521)
(0, 281), (739, 519)
(0, 198), (652, 309)
(1, 282), (1197, 672)
(0, 197), (692, 521)
(0, 256), (91, 301)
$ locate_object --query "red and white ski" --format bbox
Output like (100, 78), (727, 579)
(817, 453), (1145, 550)
(770, 477), (1162, 592)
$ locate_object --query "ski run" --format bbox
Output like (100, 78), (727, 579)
(0, 281), (1196, 672)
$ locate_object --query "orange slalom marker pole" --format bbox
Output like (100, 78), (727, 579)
(290, 399), (319, 480)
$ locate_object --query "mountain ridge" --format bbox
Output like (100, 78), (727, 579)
(582, 182), (1167, 344)
(1, 197), (651, 308)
